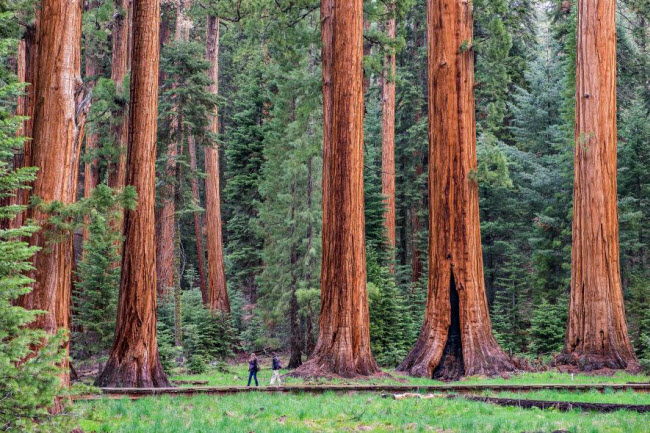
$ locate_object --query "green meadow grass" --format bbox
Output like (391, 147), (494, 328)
(76, 391), (650, 433)
(75, 362), (649, 432)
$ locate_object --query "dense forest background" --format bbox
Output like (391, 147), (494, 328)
(2, 0), (650, 374)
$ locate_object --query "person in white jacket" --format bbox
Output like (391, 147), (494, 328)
(270, 353), (283, 386)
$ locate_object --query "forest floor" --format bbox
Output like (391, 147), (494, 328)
(72, 356), (650, 432)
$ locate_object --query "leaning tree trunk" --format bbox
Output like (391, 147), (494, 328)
(19, 0), (85, 388)
(96, 0), (170, 388)
(556, 0), (638, 371)
(294, 0), (378, 378)
(205, 15), (229, 312)
(381, 4), (397, 257)
(397, 0), (514, 380)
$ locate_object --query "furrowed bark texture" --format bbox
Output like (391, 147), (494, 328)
(205, 15), (229, 312)
(296, 0), (378, 378)
(397, 0), (513, 380)
(558, 0), (638, 371)
(19, 0), (85, 388)
(97, 0), (170, 388)
(381, 7), (397, 254)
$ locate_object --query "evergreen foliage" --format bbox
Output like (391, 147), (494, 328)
(72, 185), (134, 359)
(0, 48), (69, 431)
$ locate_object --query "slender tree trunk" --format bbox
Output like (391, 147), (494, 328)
(363, 17), (371, 95)
(381, 5), (397, 258)
(97, 0), (170, 388)
(107, 0), (130, 193)
(397, 0), (513, 380)
(9, 21), (39, 230)
(83, 7), (100, 242)
(156, 0), (190, 296)
(188, 137), (208, 301)
(19, 0), (85, 388)
(295, 0), (378, 378)
(288, 188), (302, 368)
(205, 15), (229, 312)
(557, 0), (638, 371)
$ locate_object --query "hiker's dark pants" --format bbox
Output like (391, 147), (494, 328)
(248, 371), (258, 386)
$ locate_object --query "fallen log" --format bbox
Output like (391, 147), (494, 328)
(452, 395), (650, 414)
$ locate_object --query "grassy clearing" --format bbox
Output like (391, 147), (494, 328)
(76, 362), (649, 432)
(76, 391), (650, 433)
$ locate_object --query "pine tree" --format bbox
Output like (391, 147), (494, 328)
(0, 56), (69, 431)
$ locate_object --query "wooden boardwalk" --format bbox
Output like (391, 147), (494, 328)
(72, 382), (650, 401)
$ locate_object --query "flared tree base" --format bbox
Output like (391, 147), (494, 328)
(554, 351), (640, 373)
(290, 347), (379, 379)
(96, 355), (170, 388)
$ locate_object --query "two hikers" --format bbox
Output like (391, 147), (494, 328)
(246, 353), (283, 387)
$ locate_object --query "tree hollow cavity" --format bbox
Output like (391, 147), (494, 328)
(433, 273), (465, 381)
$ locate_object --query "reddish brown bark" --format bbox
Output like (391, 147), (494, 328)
(381, 5), (397, 256)
(556, 0), (638, 371)
(97, 0), (169, 388)
(19, 0), (85, 388)
(295, 0), (378, 378)
(205, 15), (229, 312)
(397, 0), (513, 380)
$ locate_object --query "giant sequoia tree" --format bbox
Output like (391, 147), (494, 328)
(295, 0), (378, 377)
(557, 0), (638, 371)
(397, 0), (514, 379)
(381, 2), (397, 255)
(19, 0), (85, 387)
(205, 14), (229, 313)
(97, 0), (170, 387)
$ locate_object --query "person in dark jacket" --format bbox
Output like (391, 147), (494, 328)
(247, 353), (259, 386)
(270, 353), (282, 386)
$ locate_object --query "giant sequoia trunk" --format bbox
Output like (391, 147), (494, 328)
(205, 15), (229, 312)
(557, 0), (638, 371)
(18, 0), (85, 388)
(397, 0), (514, 380)
(295, 0), (378, 378)
(97, 0), (170, 388)
(381, 5), (397, 254)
